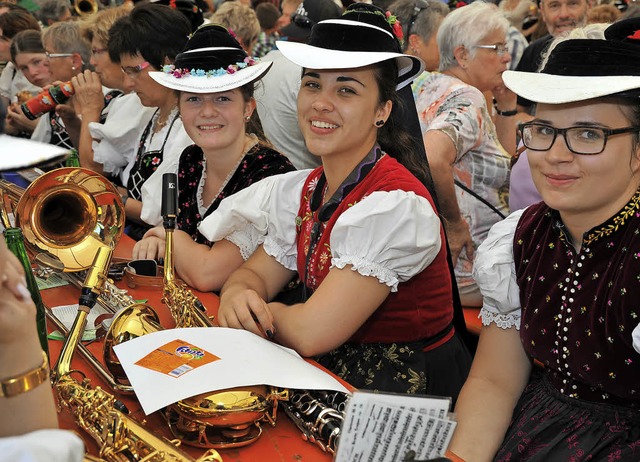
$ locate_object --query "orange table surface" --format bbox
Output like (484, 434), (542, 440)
(40, 235), (336, 462)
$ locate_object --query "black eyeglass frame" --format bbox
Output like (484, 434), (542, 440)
(519, 122), (640, 155)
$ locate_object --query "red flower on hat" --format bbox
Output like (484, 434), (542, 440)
(385, 11), (404, 43)
(628, 30), (640, 40)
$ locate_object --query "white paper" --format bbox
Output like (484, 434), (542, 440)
(335, 391), (456, 462)
(51, 303), (110, 341)
(0, 135), (69, 171)
(113, 327), (352, 415)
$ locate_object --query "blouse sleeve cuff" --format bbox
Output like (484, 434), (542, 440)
(225, 228), (265, 261)
(480, 308), (521, 330)
(263, 234), (298, 271)
(332, 255), (400, 291)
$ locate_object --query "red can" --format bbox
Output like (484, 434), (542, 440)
(20, 81), (75, 120)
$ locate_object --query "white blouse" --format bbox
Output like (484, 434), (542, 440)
(89, 93), (155, 185)
(137, 112), (194, 227)
(472, 209), (524, 330)
(199, 170), (442, 292)
(475, 209), (640, 354)
(0, 429), (84, 462)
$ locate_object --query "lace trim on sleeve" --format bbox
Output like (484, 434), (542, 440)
(225, 228), (264, 261)
(480, 308), (521, 330)
(263, 234), (297, 271)
(332, 255), (400, 292)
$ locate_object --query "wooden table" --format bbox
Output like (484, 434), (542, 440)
(40, 236), (334, 462)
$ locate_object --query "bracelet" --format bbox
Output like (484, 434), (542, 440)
(0, 351), (49, 398)
(492, 98), (517, 117)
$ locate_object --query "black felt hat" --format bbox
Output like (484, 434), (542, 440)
(503, 17), (640, 104)
(276, 3), (424, 90)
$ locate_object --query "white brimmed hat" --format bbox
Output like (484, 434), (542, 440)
(503, 18), (640, 104)
(276, 4), (424, 90)
(0, 135), (69, 172)
(149, 24), (272, 94)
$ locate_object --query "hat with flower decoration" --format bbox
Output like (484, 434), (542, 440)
(502, 17), (640, 104)
(149, 23), (272, 93)
(276, 2), (424, 90)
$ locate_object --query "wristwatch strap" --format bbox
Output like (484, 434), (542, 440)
(0, 351), (49, 398)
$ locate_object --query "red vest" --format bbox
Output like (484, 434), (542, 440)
(295, 155), (453, 343)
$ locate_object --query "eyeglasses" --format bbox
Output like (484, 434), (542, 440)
(519, 122), (640, 155)
(121, 61), (151, 78)
(407, 0), (430, 39)
(45, 51), (74, 59)
(91, 47), (108, 56)
(290, 13), (314, 29)
(474, 44), (510, 57)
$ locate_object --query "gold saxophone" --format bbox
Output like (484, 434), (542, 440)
(157, 173), (288, 449)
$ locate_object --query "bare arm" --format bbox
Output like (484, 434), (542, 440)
(423, 130), (474, 265)
(448, 323), (532, 461)
(218, 245), (296, 338)
(133, 227), (245, 292)
(219, 246), (391, 356)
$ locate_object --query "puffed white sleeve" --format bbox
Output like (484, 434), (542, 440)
(633, 323), (640, 354)
(90, 94), (155, 178)
(330, 190), (441, 292)
(0, 429), (84, 462)
(473, 209), (524, 330)
(198, 170), (311, 266)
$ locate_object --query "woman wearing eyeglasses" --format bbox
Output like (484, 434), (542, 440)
(412, 1), (515, 308)
(28, 21), (92, 151)
(108, 3), (193, 240)
(448, 18), (640, 462)
(70, 5), (155, 190)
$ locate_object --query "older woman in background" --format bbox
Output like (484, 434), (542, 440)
(413, 1), (514, 307)
(389, 0), (449, 73)
(72, 5), (155, 188)
(108, 3), (193, 240)
(28, 21), (92, 150)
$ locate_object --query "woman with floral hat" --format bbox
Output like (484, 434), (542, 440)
(201, 3), (472, 398)
(132, 24), (295, 292)
(449, 18), (640, 462)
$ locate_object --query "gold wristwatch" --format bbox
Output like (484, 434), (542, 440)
(0, 351), (49, 398)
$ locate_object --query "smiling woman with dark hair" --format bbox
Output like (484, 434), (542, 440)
(201, 3), (472, 400)
(449, 18), (640, 462)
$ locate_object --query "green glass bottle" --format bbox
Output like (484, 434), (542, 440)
(65, 148), (81, 168)
(4, 228), (50, 358)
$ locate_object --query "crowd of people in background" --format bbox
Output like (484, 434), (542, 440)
(1, 0), (640, 460)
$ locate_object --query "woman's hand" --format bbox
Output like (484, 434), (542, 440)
(492, 84), (517, 114)
(6, 104), (39, 134)
(218, 289), (275, 339)
(446, 218), (474, 266)
(72, 70), (105, 121)
(132, 226), (166, 260)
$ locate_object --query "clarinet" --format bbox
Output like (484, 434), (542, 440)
(281, 389), (348, 454)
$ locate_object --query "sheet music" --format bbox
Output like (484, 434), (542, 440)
(336, 391), (456, 462)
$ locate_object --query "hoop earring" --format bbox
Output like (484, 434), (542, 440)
(375, 120), (385, 127)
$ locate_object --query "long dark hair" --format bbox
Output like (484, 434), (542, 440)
(373, 59), (437, 197)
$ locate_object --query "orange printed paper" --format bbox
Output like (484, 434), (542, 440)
(135, 339), (220, 378)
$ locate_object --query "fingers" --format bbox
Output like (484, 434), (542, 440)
(218, 291), (275, 339)
(1, 253), (31, 303)
(132, 237), (165, 260)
